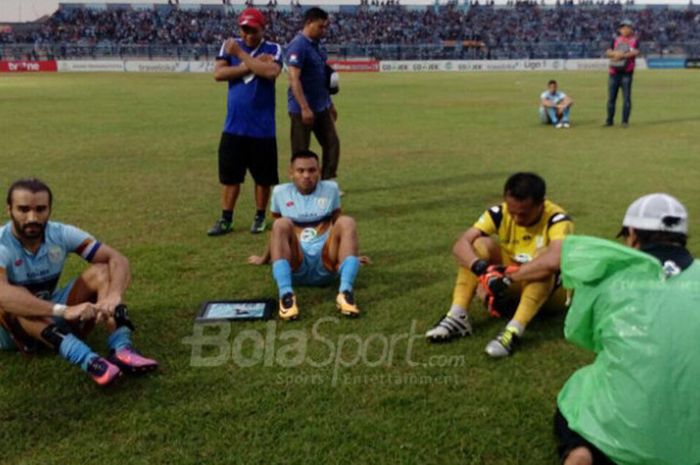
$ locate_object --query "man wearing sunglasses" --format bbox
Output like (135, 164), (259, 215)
(208, 8), (283, 237)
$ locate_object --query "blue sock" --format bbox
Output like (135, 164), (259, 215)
(108, 326), (133, 352)
(338, 256), (360, 293)
(58, 334), (99, 372)
(272, 259), (294, 298)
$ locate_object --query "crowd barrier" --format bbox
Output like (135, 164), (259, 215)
(11, 57), (700, 74)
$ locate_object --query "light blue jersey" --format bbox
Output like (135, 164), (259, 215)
(539, 89), (571, 125)
(271, 181), (340, 285)
(540, 90), (567, 105)
(271, 180), (340, 226)
(0, 221), (100, 300)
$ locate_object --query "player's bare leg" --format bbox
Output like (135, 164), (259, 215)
(67, 264), (158, 374)
(326, 216), (361, 317)
(4, 302), (122, 386)
(270, 218), (303, 320)
(563, 447), (594, 465)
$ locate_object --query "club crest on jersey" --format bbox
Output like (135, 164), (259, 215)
(316, 197), (329, 209)
(300, 227), (318, 243)
(286, 201), (294, 207)
(48, 246), (63, 263)
(14, 258), (23, 267)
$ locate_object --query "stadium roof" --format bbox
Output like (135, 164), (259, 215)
(0, 0), (694, 22)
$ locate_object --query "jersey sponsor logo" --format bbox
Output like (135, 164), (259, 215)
(48, 245), (62, 263)
(300, 227), (318, 243)
(513, 253), (532, 264)
(26, 268), (51, 279)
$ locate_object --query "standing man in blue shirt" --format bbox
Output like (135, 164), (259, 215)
(285, 8), (342, 189)
(248, 150), (363, 321)
(0, 179), (158, 386)
(208, 8), (283, 236)
(539, 80), (573, 128)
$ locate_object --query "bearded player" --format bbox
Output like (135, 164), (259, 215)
(0, 179), (158, 385)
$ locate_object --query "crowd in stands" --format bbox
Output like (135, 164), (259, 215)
(1, 2), (699, 59)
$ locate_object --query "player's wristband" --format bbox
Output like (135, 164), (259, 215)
(52, 304), (68, 318)
(470, 259), (489, 276)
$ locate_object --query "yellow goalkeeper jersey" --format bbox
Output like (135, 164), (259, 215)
(473, 200), (573, 264)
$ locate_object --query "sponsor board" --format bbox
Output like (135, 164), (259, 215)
(686, 58), (700, 69)
(124, 61), (190, 73)
(189, 60), (216, 73)
(57, 60), (125, 72)
(379, 59), (621, 73)
(327, 60), (379, 72)
(0, 60), (57, 73)
(646, 58), (687, 69)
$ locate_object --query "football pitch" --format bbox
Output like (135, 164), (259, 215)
(0, 70), (698, 464)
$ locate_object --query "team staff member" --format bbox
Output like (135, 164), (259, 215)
(285, 8), (341, 186)
(0, 179), (158, 386)
(208, 8), (283, 236)
(605, 19), (639, 127)
(503, 193), (700, 465)
(425, 173), (573, 358)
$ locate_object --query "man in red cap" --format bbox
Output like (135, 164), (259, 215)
(207, 8), (283, 237)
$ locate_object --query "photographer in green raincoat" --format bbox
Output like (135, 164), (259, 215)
(484, 193), (700, 465)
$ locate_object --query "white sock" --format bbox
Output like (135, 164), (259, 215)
(506, 319), (525, 336)
(448, 305), (468, 320)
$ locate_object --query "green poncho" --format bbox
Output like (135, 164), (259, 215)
(558, 235), (700, 465)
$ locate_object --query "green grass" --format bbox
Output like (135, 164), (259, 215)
(0, 70), (699, 464)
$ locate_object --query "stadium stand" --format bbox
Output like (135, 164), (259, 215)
(1, 2), (699, 60)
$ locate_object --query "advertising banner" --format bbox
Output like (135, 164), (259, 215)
(0, 60), (57, 72)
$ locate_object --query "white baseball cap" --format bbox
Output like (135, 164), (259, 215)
(620, 193), (688, 235)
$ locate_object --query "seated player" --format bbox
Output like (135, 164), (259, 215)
(248, 150), (363, 320)
(425, 172), (573, 357)
(0, 179), (158, 386)
(539, 80), (573, 128)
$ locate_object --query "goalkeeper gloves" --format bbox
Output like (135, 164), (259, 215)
(479, 265), (520, 318)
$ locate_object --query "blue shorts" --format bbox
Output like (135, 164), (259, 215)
(0, 326), (15, 351)
(0, 279), (77, 352)
(51, 279), (77, 305)
(292, 229), (336, 286)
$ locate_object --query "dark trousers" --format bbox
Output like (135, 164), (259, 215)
(290, 109), (340, 180)
(606, 73), (633, 124)
(554, 409), (615, 465)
